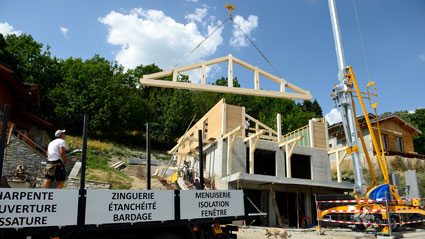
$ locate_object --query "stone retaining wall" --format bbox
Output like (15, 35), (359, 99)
(3, 134), (45, 186)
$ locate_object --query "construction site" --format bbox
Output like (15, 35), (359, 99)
(1, 1), (425, 239)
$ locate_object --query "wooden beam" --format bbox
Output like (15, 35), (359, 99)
(140, 79), (312, 101)
(277, 113), (282, 143)
(222, 103), (226, 135)
(309, 120), (314, 148)
(279, 135), (303, 148)
(172, 68), (177, 82)
(328, 146), (347, 154)
(173, 151), (199, 159)
(228, 54), (233, 87)
(338, 150), (348, 165)
(201, 63), (206, 84)
(279, 135), (303, 178)
(286, 144), (291, 178)
(244, 130), (265, 143)
(187, 137), (215, 144)
(223, 125), (242, 139)
(254, 67), (259, 90)
(246, 114), (278, 136)
(336, 151), (341, 183)
(270, 185), (283, 227)
(248, 131), (263, 174)
(227, 129), (239, 175)
(280, 83), (286, 92)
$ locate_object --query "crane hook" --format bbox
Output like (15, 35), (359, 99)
(225, 4), (235, 17)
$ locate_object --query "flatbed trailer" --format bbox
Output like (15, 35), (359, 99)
(0, 188), (246, 239)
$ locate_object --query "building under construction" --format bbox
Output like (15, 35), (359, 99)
(167, 98), (354, 227)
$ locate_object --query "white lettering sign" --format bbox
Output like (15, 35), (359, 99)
(0, 188), (78, 228)
(180, 190), (244, 220)
(85, 190), (174, 225)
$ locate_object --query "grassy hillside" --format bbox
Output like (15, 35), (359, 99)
(66, 135), (135, 189)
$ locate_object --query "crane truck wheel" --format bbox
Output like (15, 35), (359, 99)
(390, 215), (400, 232)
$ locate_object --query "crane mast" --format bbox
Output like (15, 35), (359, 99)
(328, 0), (367, 197)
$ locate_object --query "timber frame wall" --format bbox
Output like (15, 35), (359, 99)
(169, 99), (329, 174)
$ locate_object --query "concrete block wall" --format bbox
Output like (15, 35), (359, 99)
(223, 137), (332, 182)
(293, 146), (331, 182)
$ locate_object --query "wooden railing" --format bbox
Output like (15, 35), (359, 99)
(282, 124), (311, 147)
(244, 116), (327, 148)
(245, 114), (279, 142)
(13, 129), (47, 155)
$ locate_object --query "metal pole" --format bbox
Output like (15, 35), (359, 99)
(328, 0), (347, 76)
(385, 191), (392, 236)
(146, 122), (151, 190)
(328, 0), (366, 196)
(198, 130), (204, 189)
(80, 114), (89, 190)
(0, 104), (9, 179)
(78, 114), (89, 227)
(297, 188), (300, 229)
(314, 194), (321, 234)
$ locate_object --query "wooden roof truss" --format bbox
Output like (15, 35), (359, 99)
(140, 54), (312, 101)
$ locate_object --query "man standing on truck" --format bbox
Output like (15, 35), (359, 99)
(42, 129), (69, 189)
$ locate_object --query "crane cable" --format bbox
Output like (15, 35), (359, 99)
(173, 3), (284, 81)
(230, 17), (284, 80)
(353, 0), (371, 83)
(173, 16), (231, 68)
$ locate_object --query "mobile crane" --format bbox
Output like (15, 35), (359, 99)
(317, 0), (425, 233)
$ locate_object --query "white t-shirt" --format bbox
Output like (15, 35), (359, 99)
(245, 120), (250, 129)
(47, 138), (66, 162)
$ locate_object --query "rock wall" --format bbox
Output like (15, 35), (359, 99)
(65, 178), (112, 189)
(3, 134), (45, 186)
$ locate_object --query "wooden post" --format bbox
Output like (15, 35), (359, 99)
(201, 63), (206, 85)
(228, 54), (233, 87)
(172, 68), (178, 82)
(336, 151), (341, 183)
(254, 67), (259, 90)
(309, 120), (315, 148)
(222, 103), (227, 135)
(280, 83), (286, 92)
(286, 143), (291, 178)
(277, 113), (282, 143)
(198, 130), (204, 188)
(242, 107), (246, 137)
(270, 185), (283, 226)
(249, 139), (254, 174)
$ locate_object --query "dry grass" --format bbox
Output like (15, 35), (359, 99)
(85, 168), (132, 189)
(67, 135), (115, 151)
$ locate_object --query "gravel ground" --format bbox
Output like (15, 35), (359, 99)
(234, 226), (425, 239)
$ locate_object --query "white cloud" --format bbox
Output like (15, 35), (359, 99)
(60, 26), (69, 38)
(0, 22), (22, 36)
(325, 108), (342, 125)
(230, 15), (258, 48)
(419, 53), (425, 62)
(99, 8), (224, 81)
(186, 0), (198, 2)
(185, 8), (207, 23)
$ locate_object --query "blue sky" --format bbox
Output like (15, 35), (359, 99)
(1, 0), (424, 124)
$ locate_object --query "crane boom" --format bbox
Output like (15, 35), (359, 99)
(328, 0), (366, 197)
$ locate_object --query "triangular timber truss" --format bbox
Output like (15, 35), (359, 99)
(140, 54), (312, 101)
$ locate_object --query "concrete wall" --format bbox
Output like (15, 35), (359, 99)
(220, 137), (332, 182)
